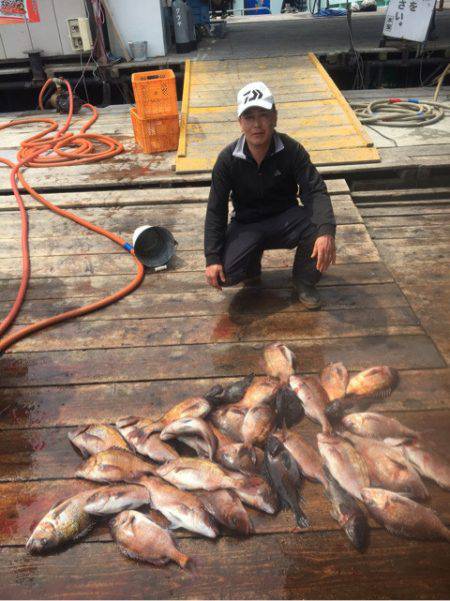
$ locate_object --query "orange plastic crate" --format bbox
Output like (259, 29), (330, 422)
(130, 107), (179, 154)
(131, 69), (178, 119)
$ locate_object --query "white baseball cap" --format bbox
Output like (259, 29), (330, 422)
(237, 81), (275, 117)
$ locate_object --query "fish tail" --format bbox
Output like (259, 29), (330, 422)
(293, 506), (310, 529)
(172, 549), (191, 569)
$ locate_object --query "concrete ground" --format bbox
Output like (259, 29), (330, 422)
(167, 9), (450, 61)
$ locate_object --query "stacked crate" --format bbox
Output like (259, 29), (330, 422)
(130, 69), (180, 153)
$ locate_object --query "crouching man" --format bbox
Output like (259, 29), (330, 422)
(204, 81), (336, 309)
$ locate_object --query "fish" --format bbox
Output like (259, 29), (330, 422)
(234, 474), (279, 514)
(289, 375), (332, 433)
(110, 510), (191, 567)
(84, 484), (150, 515)
(68, 424), (129, 459)
(346, 366), (399, 399)
(317, 433), (370, 501)
(199, 489), (252, 535)
(159, 396), (211, 426)
(385, 439), (450, 491)
(361, 488), (450, 542)
(216, 442), (264, 475)
(342, 412), (421, 441)
(263, 342), (297, 383)
(264, 434), (309, 528)
(177, 435), (212, 458)
(116, 417), (179, 463)
(160, 417), (217, 460)
(326, 367), (400, 423)
(236, 377), (280, 409)
(139, 476), (218, 538)
(209, 405), (246, 442)
(323, 465), (369, 551)
(273, 429), (326, 486)
(241, 402), (276, 447)
(205, 374), (255, 405)
(26, 491), (96, 554)
(274, 385), (304, 428)
(156, 457), (246, 491)
(76, 448), (156, 483)
(320, 362), (349, 402)
(343, 432), (429, 501)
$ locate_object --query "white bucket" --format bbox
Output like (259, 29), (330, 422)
(129, 41), (148, 61)
(132, 225), (177, 269)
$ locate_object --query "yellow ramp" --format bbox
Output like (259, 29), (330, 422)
(176, 53), (379, 173)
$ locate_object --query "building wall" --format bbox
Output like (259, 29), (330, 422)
(0, 0), (87, 59)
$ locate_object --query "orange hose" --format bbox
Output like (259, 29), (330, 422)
(0, 77), (145, 354)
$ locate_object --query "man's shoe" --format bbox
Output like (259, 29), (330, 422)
(294, 280), (322, 310)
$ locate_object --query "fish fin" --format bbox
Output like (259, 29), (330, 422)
(116, 416), (140, 429)
(293, 505), (310, 528)
(68, 425), (89, 440)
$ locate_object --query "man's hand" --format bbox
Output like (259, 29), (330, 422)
(205, 264), (225, 290)
(311, 235), (336, 273)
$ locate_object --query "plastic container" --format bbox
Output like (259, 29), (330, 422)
(131, 69), (178, 119)
(130, 107), (179, 153)
(129, 41), (148, 61)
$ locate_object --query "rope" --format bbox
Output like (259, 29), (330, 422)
(349, 98), (450, 127)
(0, 77), (145, 354)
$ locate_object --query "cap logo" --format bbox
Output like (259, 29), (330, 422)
(243, 88), (263, 104)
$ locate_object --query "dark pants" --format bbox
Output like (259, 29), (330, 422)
(222, 205), (321, 287)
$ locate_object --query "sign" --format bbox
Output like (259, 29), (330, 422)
(383, 0), (435, 42)
(0, 0), (40, 24)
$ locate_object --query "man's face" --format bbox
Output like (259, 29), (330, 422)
(239, 107), (277, 148)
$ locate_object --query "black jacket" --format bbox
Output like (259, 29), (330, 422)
(204, 131), (336, 266)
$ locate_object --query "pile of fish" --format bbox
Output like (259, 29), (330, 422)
(27, 343), (450, 567)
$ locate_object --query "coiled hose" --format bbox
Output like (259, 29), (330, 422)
(0, 78), (145, 354)
(350, 97), (450, 127)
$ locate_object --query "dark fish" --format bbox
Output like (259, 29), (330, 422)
(323, 465), (369, 551)
(264, 435), (309, 528)
(110, 510), (190, 568)
(362, 488), (450, 541)
(205, 374), (255, 405)
(274, 385), (304, 428)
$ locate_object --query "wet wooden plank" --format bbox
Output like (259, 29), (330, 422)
(0, 335), (445, 388)
(0, 242), (379, 280)
(0, 263), (393, 304)
(375, 238), (449, 266)
(0, 180), (350, 212)
(364, 214), (450, 228)
(0, 196), (361, 239)
(1, 283), (409, 325)
(8, 307), (420, 353)
(1, 409), (448, 485)
(1, 367), (448, 430)
(1, 529), (449, 600)
(368, 225), (450, 240)
(1, 223), (368, 258)
(359, 205), (450, 218)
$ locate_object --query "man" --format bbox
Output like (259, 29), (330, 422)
(204, 81), (336, 309)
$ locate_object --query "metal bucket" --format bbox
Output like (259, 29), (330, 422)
(129, 41), (148, 61)
(132, 225), (177, 270)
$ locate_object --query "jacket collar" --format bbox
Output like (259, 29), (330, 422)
(232, 131), (284, 161)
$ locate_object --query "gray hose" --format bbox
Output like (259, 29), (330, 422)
(350, 99), (450, 127)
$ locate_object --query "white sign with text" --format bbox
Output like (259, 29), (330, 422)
(383, 0), (435, 42)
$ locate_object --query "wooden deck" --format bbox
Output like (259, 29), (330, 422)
(0, 106), (449, 599)
(176, 54), (379, 172)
